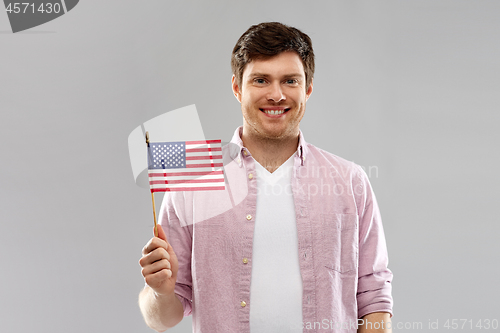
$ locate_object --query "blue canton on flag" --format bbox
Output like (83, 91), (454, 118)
(149, 142), (186, 169)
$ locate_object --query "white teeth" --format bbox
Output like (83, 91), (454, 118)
(263, 109), (285, 115)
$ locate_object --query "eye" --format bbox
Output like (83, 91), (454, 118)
(253, 78), (267, 84)
(285, 79), (298, 85)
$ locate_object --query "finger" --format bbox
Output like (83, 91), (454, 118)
(144, 268), (173, 287)
(156, 224), (177, 258)
(141, 259), (171, 277)
(156, 224), (167, 242)
(142, 237), (168, 256)
(139, 247), (170, 267)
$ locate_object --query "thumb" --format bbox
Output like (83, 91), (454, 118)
(156, 224), (177, 260)
(154, 224), (167, 242)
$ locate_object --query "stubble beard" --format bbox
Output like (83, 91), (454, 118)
(242, 103), (304, 145)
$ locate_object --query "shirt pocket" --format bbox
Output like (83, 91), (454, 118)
(318, 213), (358, 273)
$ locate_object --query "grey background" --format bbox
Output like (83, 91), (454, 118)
(1, 1), (499, 332)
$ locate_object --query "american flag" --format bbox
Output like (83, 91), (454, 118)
(147, 140), (225, 192)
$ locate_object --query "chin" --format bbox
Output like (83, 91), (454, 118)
(260, 128), (292, 140)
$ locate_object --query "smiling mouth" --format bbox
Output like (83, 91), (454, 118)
(260, 108), (290, 115)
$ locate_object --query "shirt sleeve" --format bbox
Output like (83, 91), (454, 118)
(158, 191), (194, 317)
(352, 164), (393, 318)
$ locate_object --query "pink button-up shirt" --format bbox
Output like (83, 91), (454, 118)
(160, 127), (393, 333)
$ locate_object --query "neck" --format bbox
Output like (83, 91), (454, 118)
(241, 128), (299, 173)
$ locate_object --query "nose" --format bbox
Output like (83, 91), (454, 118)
(267, 81), (285, 102)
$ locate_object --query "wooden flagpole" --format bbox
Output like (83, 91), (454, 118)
(146, 131), (158, 237)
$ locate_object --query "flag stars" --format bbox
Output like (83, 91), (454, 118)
(149, 142), (186, 169)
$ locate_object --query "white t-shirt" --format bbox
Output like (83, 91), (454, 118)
(249, 155), (303, 332)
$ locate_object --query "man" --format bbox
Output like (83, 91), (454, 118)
(139, 22), (393, 333)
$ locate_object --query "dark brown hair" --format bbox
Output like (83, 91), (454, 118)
(231, 22), (315, 90)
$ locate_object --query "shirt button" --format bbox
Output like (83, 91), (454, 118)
(243, 150), (248, 156)
(246, 214), (252, 220)
(248, 173), (253, 179)
(241, 301), (247, 307)
(242, 258), (248, 264)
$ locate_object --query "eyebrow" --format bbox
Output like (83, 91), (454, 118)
(248, 73), (304, 79)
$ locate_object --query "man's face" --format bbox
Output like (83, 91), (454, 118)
(232, 51), (313, 141)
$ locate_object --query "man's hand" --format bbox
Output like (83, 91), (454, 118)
(139, 224), (179, 296)
(138, 225), (184, 331)
(358, 312), (392, 333)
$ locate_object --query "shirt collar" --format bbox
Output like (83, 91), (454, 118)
(229, 126), (308, 167)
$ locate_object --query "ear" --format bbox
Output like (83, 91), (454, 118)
(305, 78), (313, 101)
(231, 75), (242, 103)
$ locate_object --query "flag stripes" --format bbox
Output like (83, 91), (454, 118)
(147, 140), (225, 192)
